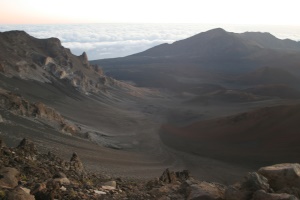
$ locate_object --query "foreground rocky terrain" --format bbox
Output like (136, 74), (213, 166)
(1, 138), (300, 200)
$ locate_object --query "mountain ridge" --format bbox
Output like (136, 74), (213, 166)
(92, 28), (300, 90)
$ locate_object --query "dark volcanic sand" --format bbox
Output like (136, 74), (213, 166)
(1, 75), (300, 184)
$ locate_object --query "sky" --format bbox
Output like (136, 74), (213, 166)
(1, 0), (300, 60)
(1, 0), (300, 25)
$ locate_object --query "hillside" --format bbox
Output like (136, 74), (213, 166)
(161, 104), (300, 166)
(0, 30), (183, 181)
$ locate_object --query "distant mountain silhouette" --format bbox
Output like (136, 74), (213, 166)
(92, 28), (300, 91)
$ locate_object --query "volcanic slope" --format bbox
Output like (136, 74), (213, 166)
(161, 103), (300, 168)
(0, 30), (178, 180)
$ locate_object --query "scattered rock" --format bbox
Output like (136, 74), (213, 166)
(61, 123), (78, 135)
(53, 177), (70, 185)
(102, 180), (116, 190)
(94, 190), (106, 195)
(60, 186), (66, 191)
(2, 138), (300, 200)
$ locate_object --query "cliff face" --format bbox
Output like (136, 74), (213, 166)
(0, 31), (106, 94)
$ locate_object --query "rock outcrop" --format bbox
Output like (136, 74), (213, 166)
(258, 163), (300, 191)
(0, 88), (78, 135)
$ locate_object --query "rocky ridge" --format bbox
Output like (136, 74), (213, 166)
(0, 88), (78, 135)
(0, 138), (300, 200)
(0, 30), (155, 97)
(0, 30), (105, 94)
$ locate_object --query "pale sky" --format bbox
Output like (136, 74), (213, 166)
(0, 0), (299, 25)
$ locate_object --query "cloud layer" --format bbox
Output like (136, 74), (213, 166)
(1, 24), (300, 60)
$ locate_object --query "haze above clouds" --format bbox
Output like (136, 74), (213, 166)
(1, 23), (300, 60)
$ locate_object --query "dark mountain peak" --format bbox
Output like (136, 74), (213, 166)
(203, 27), (227, 35)
(180, 27), (230, 43)
(132, 27), (251, 58)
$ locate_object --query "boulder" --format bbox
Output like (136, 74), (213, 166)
(225, 172), (270, 200)
(241, 172), (270, 192)
(0, 167), (20, 188)
(252, 190), (298, 200)
(7, 187), (35, 200)
(258, 163), (300, 191)
(159, 169), (189, 184)
(186, 181), (225, 200)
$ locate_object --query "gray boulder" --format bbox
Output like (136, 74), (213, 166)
(258, 163), (300, 191)
(225, 172), (270, 200)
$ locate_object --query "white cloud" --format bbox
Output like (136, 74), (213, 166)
(1, 23), (300, 60)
